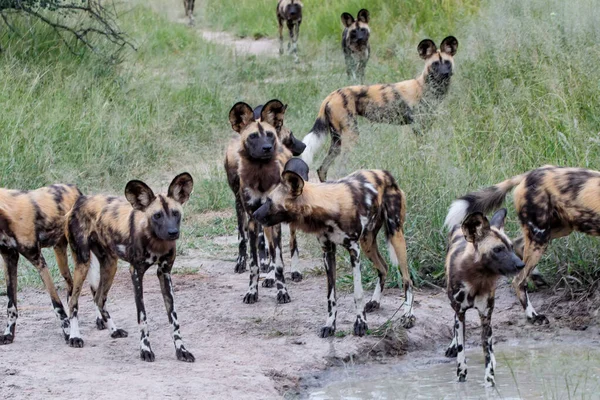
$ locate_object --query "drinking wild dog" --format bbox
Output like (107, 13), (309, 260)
(301, 36), (458, 182)
(341, 9), (371, 82)
(444, 165), (600, 325)
(224, 103), (305, 280)
(66, 173), (195, 362)
(0, 184), (81, 344)
(277, 0), (303, 62)
(253, 158), (415, 338)
(444, 209), (525, 386)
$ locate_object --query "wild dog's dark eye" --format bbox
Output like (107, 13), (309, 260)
(444, 60), (451, 65)
(249, 133), (259, 139)
(153, 212), (162, 220)
(172, 210), (180, 218)
(266, 131), (274, 138)
(432, 61), (440, 67)
(350, 31), (356, 37)
(493, 246), (504, 253)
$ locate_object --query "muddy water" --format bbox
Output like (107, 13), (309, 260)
(310, 344), (600, 399)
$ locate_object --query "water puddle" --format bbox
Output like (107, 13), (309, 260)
(309, 344), (600, 399)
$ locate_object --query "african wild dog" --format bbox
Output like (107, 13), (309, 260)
(0, 184), (80, 344)
(277, 0), (303, 62)
(445, 165), (600, 325)
(225, 103), (305, 280)
(253, 158), (415, 337)
(444, 209), (524, 386)
(228, 100), (295, 304)
(341, 9), (370, 82)
(302, 36), (459, 182)
(184, 0), (195, 25)
(66, 173), (195, 362)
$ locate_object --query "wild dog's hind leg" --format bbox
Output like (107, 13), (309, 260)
(445, 313), (459, 358)
(389, 229), (415, 328)
(317, 132), (341, 182)
(289, 226), (302, 282)
(319, 239), (337, 338)
(263, 225), (291, 303)
(93, 253), (127, 338)
(346, 241), (367, 336)
(456, 311), (467, 382)
(131, 263), (154, 361)
(54, 237), (73, 301)
(1, 249), (19, 344)
(243, 218), (260, 304)
(234, 193), (248, 274)
(67, 249), (91, 347)
(477, 296), (496, 387)
(360, 231), (388, 312)
(258, 224), (270, 273)
(157, 258), (195, 362)
(278, 16), (284, 55)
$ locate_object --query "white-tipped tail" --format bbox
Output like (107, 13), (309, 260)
(444, 199), (469, 230)
(301, 132), (327, 167)
(387, 240), (398, 266)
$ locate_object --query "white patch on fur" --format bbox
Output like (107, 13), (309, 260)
(351, 243), (364, 317)
(403, 286), (414, 317)
(291, 249), (299, 273)
(88, 253), (100, 291)
(371, 277), (382, 304)
(525, 292), (537, 319)
(456, 318), (467, 380)
(387, 240), (398, 266)
(4, 304), (17, 336)
(324, 221), (349, 244)
(69, 317), (81, 340)
(324, 284), (337, 328)
(301, 132), (327, 167)
(444, 199), (469, 230)
(527, 222), (546, 236)
(473, 295), (489, 315)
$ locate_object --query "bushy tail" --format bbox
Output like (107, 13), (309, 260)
(381, 174), (408, 273)
(443, 173), (527, 229)
(300, 103), (329, 167)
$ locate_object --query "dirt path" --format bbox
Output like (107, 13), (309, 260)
(1, 243), (598, 399)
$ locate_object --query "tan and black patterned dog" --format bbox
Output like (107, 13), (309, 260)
(228, 100), (295, 305)
(444, 209), (524, 386)
(184, 0), (195, 25)
(224, 103), (305, 280)
(341, 9), (371, 82)
(65, 173), (194, 362)
(277, 0), (303, 62)
(444, 165), (600, 325)
(0, 184), (81, 344)
(253, 158), (415, 337)
(302, 36), (458, 182)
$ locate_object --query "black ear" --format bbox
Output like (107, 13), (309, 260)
(283, 171), (305, 197)
(125, 180), (156, 211)
(490, 208), (507, 230)
(253, 105), (264, 121)
(461, 212), (490, 243)
(260, 99), (287, 133)
(440, 36), (458, 56)
(341, 12), (355, 27)
(417, 39), (437, 59)
(168, 172), (194, 205)
(284, 158), (310, 181)
(229, 102), (255, 133)
(357, 9), (369, 24)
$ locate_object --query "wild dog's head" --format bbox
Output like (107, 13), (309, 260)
(125, 173), (194, 241)
(341, 9), (370, 49)
(418, 36), (458, 84)
(282, 0), (303, 22)
(253, 104), (305, 156)
(461, 209), (524, 276)
(253, 158), (309, 226)
(230, 99), (287, 161)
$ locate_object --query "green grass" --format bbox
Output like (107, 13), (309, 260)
(1, 0), (600, 293)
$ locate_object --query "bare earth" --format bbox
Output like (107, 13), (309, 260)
(1, 240), (598, 399)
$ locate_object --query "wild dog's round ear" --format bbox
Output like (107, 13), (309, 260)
(284, 158), (309, 181)
(357, 9), (370, 24)
(341, 12), (355, 27)
(283, 171), (305, 197)
(261, 99), (286, 133)
(440, 36), (458, 56)
(461, 212), (490, 243)
(490, 208), (507, 230)
(229, 102), (255, 133)
(417, 39), (437, 59)
(125, 180), (156, 211)
(168, 172), (194, 205)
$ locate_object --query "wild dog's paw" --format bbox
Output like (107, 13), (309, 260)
(69, 337), (84, 348)
(277, 290), (291, 304)
(176, 346), (195, 363)
(262, 278), (275, 288)
(140, 348), (156, 362)
(243, 291), (258, 304)
(445, 345), (458, 358)
(365, 301), (380, 313)
(527, 313), (549, 325)
(458, 374), (467, 383)
(353, 318), (368, 337)
(234, 258), (247, 274)
(484, 374), (496, 387)
(400, 314), (416, 329)
(291, 271), (303, 282)
(111, 329), (128, 339)
(96, 317), (107, 330)
(319, 326), (335, 338)
(259, 260), (271, 273)
(1, 334), (14, 345)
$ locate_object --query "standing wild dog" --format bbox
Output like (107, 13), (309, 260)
(445, 209), (525, 386)
(341, 9), (371, 82)
(184, 0), (195, 25)
(229, 100), (295, 304)
(444, 165), (600, 325)
(0, 184), (80, 343)
(277, 0), (303, 62)
(66, 173), (195, 362)
(302, 36), (459, 182)
(253, 158), (415, 337)
(225, 103), (306, 279)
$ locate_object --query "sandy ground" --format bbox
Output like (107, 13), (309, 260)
(1, 240), (598, 399)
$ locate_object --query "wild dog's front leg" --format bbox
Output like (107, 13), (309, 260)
(1, 249), (19, 344)
(391, 230), (415, 328)
(348, 242), (367, 336)
(445, 313), (459, 358)
(479, 300), (496, 387)
(278, 17), (284, 55)
(243, 218), (260, 304)
(67, 254), (91, 348)
(289, 226), (302, 282)
(514, 237), (549, 325)
(157, 261), (195, 362)
(319, 239), (337, 338)
(289, 21), (300, 62)
(456, 311), (467, 382)
(258, 225), (270, 273)
(234, 194), (248, 274)
(263, 225), (290, 303)
(131, 264), (154, 362)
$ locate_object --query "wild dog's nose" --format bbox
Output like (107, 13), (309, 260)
(168, 229), (179, 239)
(513, 253), (525, 270)
(262, 144), (273, 152)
